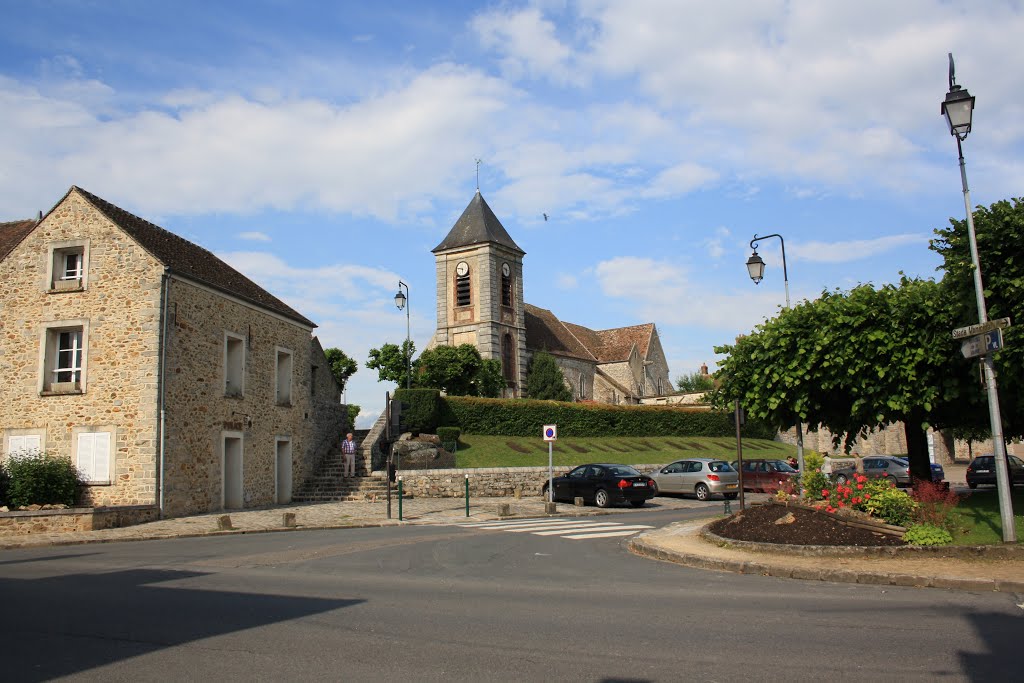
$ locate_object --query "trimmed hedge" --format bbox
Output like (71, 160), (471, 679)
(439, 396), (777, 439)
(394, 388), (441, 434)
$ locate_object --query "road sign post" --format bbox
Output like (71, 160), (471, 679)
(543, 425), (557, 503)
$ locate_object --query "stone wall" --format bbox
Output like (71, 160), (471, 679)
(0, 505), (159, 537)
(552, 355), (597, 401)
(161, 278), (343, 516)
(0, 192), (164, 508)
(394, 463), (668, 498)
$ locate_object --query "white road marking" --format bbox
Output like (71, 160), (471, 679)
(532, 524), (652, 536)
(454, 518), (653, 540)
(562, 529), (653, 539)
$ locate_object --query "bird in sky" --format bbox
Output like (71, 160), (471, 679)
(542, 213), (548, 221)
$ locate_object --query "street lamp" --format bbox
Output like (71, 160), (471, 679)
(394, 280), (411, 390)
(941, 53), (1015, 542)
(747, 233), (803, 480)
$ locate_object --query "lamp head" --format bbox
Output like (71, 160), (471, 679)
(942, 53), (975, 141)
(394, 289), (407, 310)
(746, 251), (765, 284)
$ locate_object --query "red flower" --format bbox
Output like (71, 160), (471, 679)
(826, 506), (835, 513)
(837, 501), (845, 508)
(865, 494), (871, 500)
(856, 483), (864, 490)
(822, 489), (830, 497)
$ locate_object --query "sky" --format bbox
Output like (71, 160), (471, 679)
(2, 1), (1023, 428)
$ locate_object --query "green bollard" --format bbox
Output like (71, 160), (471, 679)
(398, 476), (403, 521)
(465, 474), (470, 517)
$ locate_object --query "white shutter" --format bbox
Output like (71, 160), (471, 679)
(8, 435), (41, 455)
(77, 432), (111, 482)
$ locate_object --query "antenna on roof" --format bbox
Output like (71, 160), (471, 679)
(475, 158), (481, 193)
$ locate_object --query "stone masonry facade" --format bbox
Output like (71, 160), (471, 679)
(1, 188), (345, 518)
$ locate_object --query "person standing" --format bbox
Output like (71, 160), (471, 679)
(341, 432), (357, 478)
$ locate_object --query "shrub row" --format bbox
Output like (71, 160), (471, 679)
(393, 388), (441, 435)
(438, 396), (777, 439)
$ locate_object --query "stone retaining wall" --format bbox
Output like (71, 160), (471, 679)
(0, 505), (159, 537)
(390, 463), (668, 498)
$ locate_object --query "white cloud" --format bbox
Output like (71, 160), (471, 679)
(556, 273), (578, 289)
(790, 234), (928, 263)
(237, 231), (271, 242)
(471, 7), (576, 84)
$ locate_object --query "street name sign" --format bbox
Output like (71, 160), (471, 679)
(952, 317), (1011, 340)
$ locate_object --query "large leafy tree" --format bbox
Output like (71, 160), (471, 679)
(323, 347), (358, 392)
(714, 277), (975, 480)
(416, 344), (506, 397)
(676, 370), (715, 393)
(931, 197), (1024, 439)
(525, 351), (573, 402)
(366, 340), (416, 386)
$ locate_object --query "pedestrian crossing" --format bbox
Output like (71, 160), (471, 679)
(453, 517), (654, 540)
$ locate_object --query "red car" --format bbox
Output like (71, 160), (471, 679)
(730, 459), (800, 492)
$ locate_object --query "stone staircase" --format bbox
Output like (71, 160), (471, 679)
(293, 429), (392, 503)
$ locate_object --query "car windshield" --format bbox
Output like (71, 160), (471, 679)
(893, 458), (909, 466)
(708, 461), (733, 472)
(773, 461), (797, 472)
(606, 465), (641, 477)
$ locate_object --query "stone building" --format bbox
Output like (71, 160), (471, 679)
(0, 187), (345, 517)
(428, 191), (671, 403)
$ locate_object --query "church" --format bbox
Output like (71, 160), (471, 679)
(426, 191), (672, 404)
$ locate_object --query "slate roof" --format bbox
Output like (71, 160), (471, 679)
(0, 219), (37, 261)
(432, 192), (524, 255)
(69, 187), (315, 327)
(525, 303), (655, 364)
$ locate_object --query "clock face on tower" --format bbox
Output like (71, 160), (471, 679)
(456, 261), (469, 277)
(502, 263), (510, 277)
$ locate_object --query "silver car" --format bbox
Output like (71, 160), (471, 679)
(650, 458), (740, 501)
(833, 456), (911, 486)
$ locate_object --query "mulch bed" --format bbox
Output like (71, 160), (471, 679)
(708, 504), (906, 547)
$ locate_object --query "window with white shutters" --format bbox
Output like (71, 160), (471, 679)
(7, 434), (41, 456)
(76, 432), (111, 483)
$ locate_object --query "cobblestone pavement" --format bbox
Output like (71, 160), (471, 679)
(0, 492), (741, 550)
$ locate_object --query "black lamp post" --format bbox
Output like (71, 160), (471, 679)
(746, 233), (803, 482)
(394, 280), (411, 390)
(942, 53), (1015, 542)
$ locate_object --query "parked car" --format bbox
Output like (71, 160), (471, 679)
(966, 454), (1024, 489)
(730, 459), (799, 493)
(649, 458), (739, 501)
(542, 463), (656, 508)
(833, 456), (909, 486)
(832, 456), (944, 486)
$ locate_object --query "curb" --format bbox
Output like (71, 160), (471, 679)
(627, 525), (1024, 594)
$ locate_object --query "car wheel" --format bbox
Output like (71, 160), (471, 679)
(968, 482), (978, 490)
(595, 489), (611, 508)
(695, 483), (710, 501)
(724, 492), (738, 500)
(885, 475), (898, 486)
(835, 473), (848, 485)
(629, 500), (645, 508)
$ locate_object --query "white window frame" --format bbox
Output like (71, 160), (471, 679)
(224, 331), (246, 398)
(38, 319), (90, 394)
(45, 239), (90, 291)
(275, 347), (294, 407)
(4, 428), (46, 460)
(72, 426), (114, 485)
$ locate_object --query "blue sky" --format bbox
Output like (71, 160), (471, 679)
(3, 1), (1023, 427)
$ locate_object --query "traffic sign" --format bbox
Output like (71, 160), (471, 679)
(961, 329), (1005, 358)
(543, 424), (558, 442)
(952, 317), (1011, 340)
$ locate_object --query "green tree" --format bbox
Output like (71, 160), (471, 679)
(323, 347), (358, 392)
(525, 351), (572, 402)
(345, 404), (361, 430)
(366, 340), (416, 386)
(714, 277), (972, 481)
(676, 370), (715, 393)
(931, 196), (1024, 439)
(415, 344), (505, 397)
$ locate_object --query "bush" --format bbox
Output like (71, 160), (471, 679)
(910, 480), (961, 530)
(801, 469), (830, 500)
(439, 395), (777, 439)
(436, 426), (461, 444)
(802, 451), (824, 473)
(2, 451), (83, 507)
(904, 523), (953, 546)
(863, 486), (918, 527)
(394, 388), (441, 434)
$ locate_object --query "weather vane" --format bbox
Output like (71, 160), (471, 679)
(948, 52), (956, 90)
(475, 158), (482, 192)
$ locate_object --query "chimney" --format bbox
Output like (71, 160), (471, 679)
(700, 362), (709, 376)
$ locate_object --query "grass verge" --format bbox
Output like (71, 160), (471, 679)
(953, 489), (1024, 545)
(453, 434), (794, 469)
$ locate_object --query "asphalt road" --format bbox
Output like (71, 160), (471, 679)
(1, 506), (1019, 682)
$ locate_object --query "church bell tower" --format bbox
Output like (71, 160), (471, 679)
(431, 192), (527, 397)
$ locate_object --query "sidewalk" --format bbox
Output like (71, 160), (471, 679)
(0, 494), (713, 550)
(630, 517), (1024, 593)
